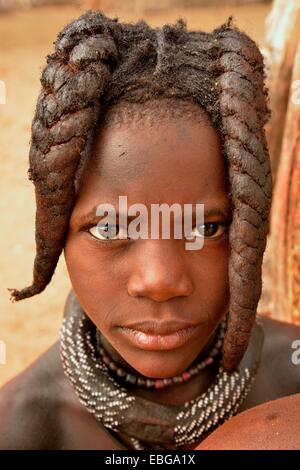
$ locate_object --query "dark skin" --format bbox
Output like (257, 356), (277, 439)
(0, 118), (300, 450)
(196, 392), (300, 450)
(64, 119), (231, 388)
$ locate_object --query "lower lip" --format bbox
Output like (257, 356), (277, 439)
(117, 324), (202, 351)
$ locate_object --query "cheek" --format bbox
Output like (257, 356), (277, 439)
(63, 235), (119, 328)
(193, 241), (230, 317)
(210, 241), (230, 288)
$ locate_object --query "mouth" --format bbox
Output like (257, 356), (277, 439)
(116, 322), (203, 351)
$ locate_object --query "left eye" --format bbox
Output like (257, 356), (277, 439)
(88, 223), (127, 241)
(189, 222), (230, 239)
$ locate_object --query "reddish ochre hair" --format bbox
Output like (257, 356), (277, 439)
(8, 11), (272, 373)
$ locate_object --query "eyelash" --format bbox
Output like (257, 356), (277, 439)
(84, 221), (231, 245)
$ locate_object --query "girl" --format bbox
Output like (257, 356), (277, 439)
(1, 10), (300, 450)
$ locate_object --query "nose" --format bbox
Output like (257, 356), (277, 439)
(127, 240), (194, 302)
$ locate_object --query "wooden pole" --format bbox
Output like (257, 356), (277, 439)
(270, 39), (300, 325)
(263, 0), (300, 180)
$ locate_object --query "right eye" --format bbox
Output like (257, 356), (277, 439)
(88, 223), (127, 241)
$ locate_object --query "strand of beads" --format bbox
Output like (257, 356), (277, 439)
(95, 319), (226, 390)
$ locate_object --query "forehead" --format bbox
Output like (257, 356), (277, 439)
(76, 119), (229, 209)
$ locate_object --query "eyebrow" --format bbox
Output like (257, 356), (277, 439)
(74, 202), (232, 227)
(203, 206), (232, 219)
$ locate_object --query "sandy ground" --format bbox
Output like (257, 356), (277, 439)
(0, 2), (272, 387)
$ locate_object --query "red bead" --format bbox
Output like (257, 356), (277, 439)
(102, 355), (111, 365)
(182, 371), (191, 381)
(154, 379), (165, 389)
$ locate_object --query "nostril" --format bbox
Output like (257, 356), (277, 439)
(127, 274), (193, 301)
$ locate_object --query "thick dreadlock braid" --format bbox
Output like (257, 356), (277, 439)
(8, 13), (119, 301)
(215, 26), (272, 371)
(8, 11), (272, 373)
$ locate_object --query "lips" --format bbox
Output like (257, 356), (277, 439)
(116, 320), (202, 351)
(120, 320), (200, 335)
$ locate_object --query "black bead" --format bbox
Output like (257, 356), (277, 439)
(126, 373), (137, 385)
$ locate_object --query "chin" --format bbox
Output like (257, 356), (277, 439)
(130, 357), (192, 379)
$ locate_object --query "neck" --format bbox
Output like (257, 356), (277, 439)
(98, 323), (222, 405)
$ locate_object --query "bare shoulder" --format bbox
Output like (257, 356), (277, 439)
(197, 392), (300, 449)
(0, 341), (124, 450)
(0, 341), (66, 449)
(260, 314), (300, 349)
(260, 314), (300, 382)
(239, 315), (300, 411)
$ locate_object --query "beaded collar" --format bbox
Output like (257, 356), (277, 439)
(60, 292), (264, 449)
(95, 320), (226, 390)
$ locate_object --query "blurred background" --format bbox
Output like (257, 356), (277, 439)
(0, 0), (299, 387)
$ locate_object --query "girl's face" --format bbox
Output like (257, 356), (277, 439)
(64, 115), (231, 378)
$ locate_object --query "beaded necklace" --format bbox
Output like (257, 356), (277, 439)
(60, 294), (264, 450)
(95, 320), (226, 390)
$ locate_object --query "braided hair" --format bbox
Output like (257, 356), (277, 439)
(8, 11), (272, 373)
